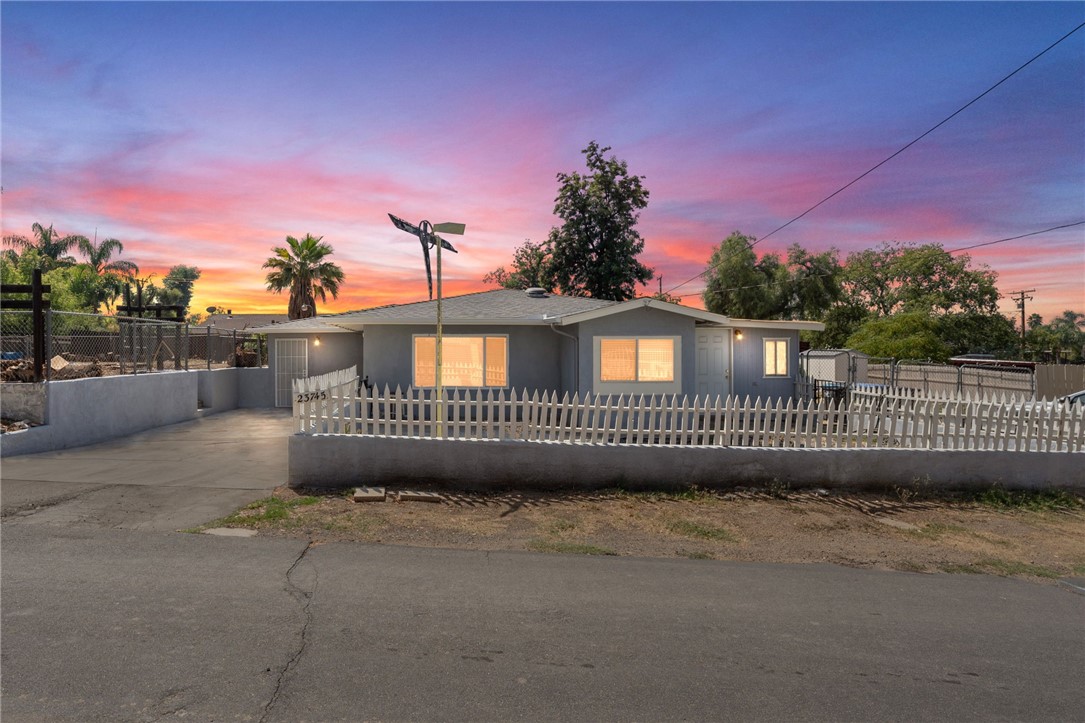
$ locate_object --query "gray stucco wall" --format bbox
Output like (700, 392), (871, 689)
(197, 368), (239, 411)
(1, 367), (277, 456)
(269, 333), (364, 379)
(730, 328), (799, 401)
(361, 325), (563, 394)
(195, 367), (275, 411)
(575, 307), (697, 397)
(290, 435), (1085, 492)
(1, 372), (197, 456)
(238, 367), (275, 408)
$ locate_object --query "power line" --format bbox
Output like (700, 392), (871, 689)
(942, 220), (1084, 254)
(663, 19), (1085, 297)
(672, 220), (1085, 299)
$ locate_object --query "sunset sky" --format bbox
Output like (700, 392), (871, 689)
(3, 2), (1083, 322)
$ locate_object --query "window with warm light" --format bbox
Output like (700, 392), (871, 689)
(599, 337), (676, 382)
(764, 338), (789, 377)
(413, 335), (508, 388)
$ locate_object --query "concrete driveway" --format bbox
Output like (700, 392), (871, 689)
(0, 409), (293, 531)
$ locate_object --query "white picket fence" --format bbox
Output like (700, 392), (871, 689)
(293, 374), (1085, 453)
(292, 366), (359, 433)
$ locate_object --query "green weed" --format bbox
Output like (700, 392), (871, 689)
(970, 487), (1083, 512)
(667, 519), (737, 542)
(219, 496), (321, 526)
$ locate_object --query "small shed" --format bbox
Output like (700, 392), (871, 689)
(800, 349), (869, 384)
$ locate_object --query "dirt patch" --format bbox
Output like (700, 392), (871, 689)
(201, 486), (1085, 584)
(0, 418), (38, 434)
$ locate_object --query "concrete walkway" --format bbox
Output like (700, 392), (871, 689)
(0, 409), (293, 531)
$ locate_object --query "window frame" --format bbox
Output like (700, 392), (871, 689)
(411, 334), (509, 389)
(593, 335), (682, 395)
(763, 337), (790, 378)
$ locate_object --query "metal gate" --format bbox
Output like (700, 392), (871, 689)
(275, 338), (308, 407)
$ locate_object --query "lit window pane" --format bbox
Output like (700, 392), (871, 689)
(600, 339), (636, 381)
(442, 337), (484, 387)
(765, 339), (788, 376)
(413, 336), (507, 388)
(485, 337), (507, 386)
(414, 337), (436, 387)
(637, 339), (674, 381)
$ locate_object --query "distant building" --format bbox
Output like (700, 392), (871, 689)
(197, 313), (289, 332)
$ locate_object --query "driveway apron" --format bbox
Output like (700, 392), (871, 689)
(0, 409), (293, 531)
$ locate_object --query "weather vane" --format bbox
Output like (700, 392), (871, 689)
(388, 213), (460, 300)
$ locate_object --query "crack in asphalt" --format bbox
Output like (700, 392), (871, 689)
(0, 483), (113, 518)
(260, 539), (318, 723)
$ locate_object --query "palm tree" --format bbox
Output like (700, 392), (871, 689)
(263, 234), (345, 319)
(2, 222), (86, 269)
(78, 235), (140, 312)
(79, 235), (139, 277)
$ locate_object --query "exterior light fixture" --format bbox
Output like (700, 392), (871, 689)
(314, 336), (321, 347)
(735, 330), (744, 340)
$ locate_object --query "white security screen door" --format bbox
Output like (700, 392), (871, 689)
(275, 338), (308, 407)
(695, 330), (730, 398)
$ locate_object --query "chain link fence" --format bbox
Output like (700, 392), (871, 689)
(0, 309), (266, 382)
(799, 350), (1036, 401)
(1, 310), (35, 362)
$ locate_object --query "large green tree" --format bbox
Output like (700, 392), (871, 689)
(162, 265), (201, 313)
(777, 244), (843, 320)
(0, 249), (98, 314)
(3, 222), (85, 270)
(263, 234), (345, 319)
(546, 141), (652, 300)
(845, 312), (951, 361)
(702, 234), (841, 320)
(843, 242), (999, 316)
(702, 232), (782, 318)
(814, 242), (1007, 353)
(484, 239), (553, 290)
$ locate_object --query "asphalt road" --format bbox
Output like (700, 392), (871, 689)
(2, 410), (1084, 721)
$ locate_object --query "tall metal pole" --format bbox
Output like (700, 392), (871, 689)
(1010, 289), (1035, 359)
(422, 221), (444, 436)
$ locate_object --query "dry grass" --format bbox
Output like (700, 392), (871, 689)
(193, 485), (1085, 584)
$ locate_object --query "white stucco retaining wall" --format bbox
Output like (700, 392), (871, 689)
(1, 372), (197, 456)
(289, 435), (1085, 492)
(0, 367), (277, 457)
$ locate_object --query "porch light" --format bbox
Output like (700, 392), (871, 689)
(735, 330), (744, 340)
(314, 336), (321, 347)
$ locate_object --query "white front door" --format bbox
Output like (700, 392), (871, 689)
(275, 338), (308, 408)
(695, 330), (730, 399)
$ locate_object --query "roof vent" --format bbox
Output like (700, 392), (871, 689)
(524, 287), (549, 298)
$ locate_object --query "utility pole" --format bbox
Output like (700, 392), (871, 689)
(1009, 289), (1035, 359)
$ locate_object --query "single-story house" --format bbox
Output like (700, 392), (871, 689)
(248, 288), (824, 408)
(197, 313), (289, 331)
